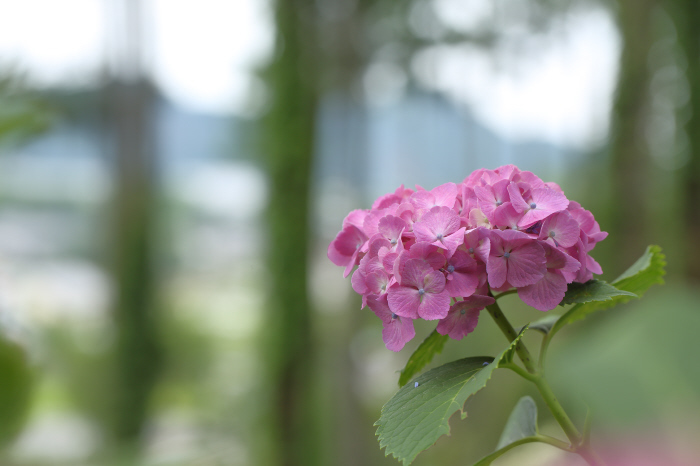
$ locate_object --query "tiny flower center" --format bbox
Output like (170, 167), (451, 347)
(391, 313), (397, 319)
(447, 265), (455, 273)
(530, 202), (537, 209)
(460, 309), (466, 315)
(418, 288), (425, 295)
(549, 230), (556, 237)
(436, 233), (443, 240)
(503, 251), (511, 258)
(390, 238), (397, 245)
(496, 200), (503, 206)
(468, 247), (474, 254)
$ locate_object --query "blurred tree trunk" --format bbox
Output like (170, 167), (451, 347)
(608, 0), (657, 273)
(260, 1), (320, 465)
(670, 0), (700, 282)
(105, 78), (162, 454)
(103, 0), (162, 458)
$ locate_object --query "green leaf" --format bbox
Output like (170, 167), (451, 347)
(495, 396), (538, 449)
(550, 245), (666, 338)
(473, 396), (539, 466)
(516, 315), (560, 335)
(398, 329), (449, 387)
(561, 279), (636, 306)
(375, 329), (526, 465)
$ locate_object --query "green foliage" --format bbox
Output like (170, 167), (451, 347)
(0, 336), (34, 446)
(473, 396), (539, 466)
(375, 330), (525, 465)
(561, 280), (636, 306)
(550, 245), (666, 338)
(398, 329), (448, 387)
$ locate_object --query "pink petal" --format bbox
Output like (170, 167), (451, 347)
(436, 305), (480, 340)
(517, 270), (567, 311)
(327, 224), (366, 266)
(421, 269), (446, 294)
(407, 242), (446, 270)
(532, 187), (569, 213)
(387, 283), (420, 319)
(382, 315), (416, 352)
(401, 259), (433, 288)
(342, 209), (369, 230)
(539, 211), (579, 248)
(445, 271), (479, 298)
(486, 255), (508, 288)
(430, 182), (459, 208)
(378, 215), (407, 243)
(366, 270), (390, 295)
(367, 294), (392, 323)
(351, 268), (368, 296)
(492, 202), (522, 230)
(417, 288), (451, 320)
(437, 227), (466, 255)
(508, 182), (530, 213)
(506, 241), (546, 287)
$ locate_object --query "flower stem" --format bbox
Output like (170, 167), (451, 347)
(486, 300), (606, 466)
(485, 301), (537, 373)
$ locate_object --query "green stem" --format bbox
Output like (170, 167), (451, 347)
(485, 301), (537, 373)
(487, 300), (607, 466)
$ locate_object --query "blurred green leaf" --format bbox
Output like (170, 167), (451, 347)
(550, 245), (666, 338)
(473, 396), (539, 466)
(375, 330), (525, 465)
(495, 396), (538, 449)
(516, 314), (560, 335)
(398, 329), (448, 387)
(561, 280), (636, 306)
(0, 336), (34, 446)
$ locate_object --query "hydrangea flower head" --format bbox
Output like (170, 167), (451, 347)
(327, 165), (607, 351)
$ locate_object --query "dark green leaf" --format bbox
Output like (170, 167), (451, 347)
(550, 245), (666, 338)
(496, 396), (538, 449)
(398, 329), (449, 387)
(561, 280), (636, 306)
(375, 330), (526, 465)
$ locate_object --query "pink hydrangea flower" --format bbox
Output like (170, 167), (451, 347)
(328, 165), (607, 349)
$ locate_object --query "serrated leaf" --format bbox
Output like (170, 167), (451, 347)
(473, 396), (539, 466)
(550, 245), (666, 338)
(496, 396), (538, 449)
(516, 315), (560, 335)
(561, 280), (636, 306)
(398, 329), (449, 387)
(375, 329), (526, 465)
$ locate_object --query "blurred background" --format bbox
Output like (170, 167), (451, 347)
(0, 0), (698, 465)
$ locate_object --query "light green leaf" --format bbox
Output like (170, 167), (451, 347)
(398, 329), (449, 387)
(495, 396), (538, 449)
(561, 280), (636, 306)
(550, 245), (666, 339)
(516, 315), (560, 335)
(375, 330), (526, 465)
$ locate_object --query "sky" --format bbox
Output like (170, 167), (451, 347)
(0, 0), (619, 149)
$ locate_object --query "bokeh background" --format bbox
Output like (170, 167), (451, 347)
(0, 0), (698, 465)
